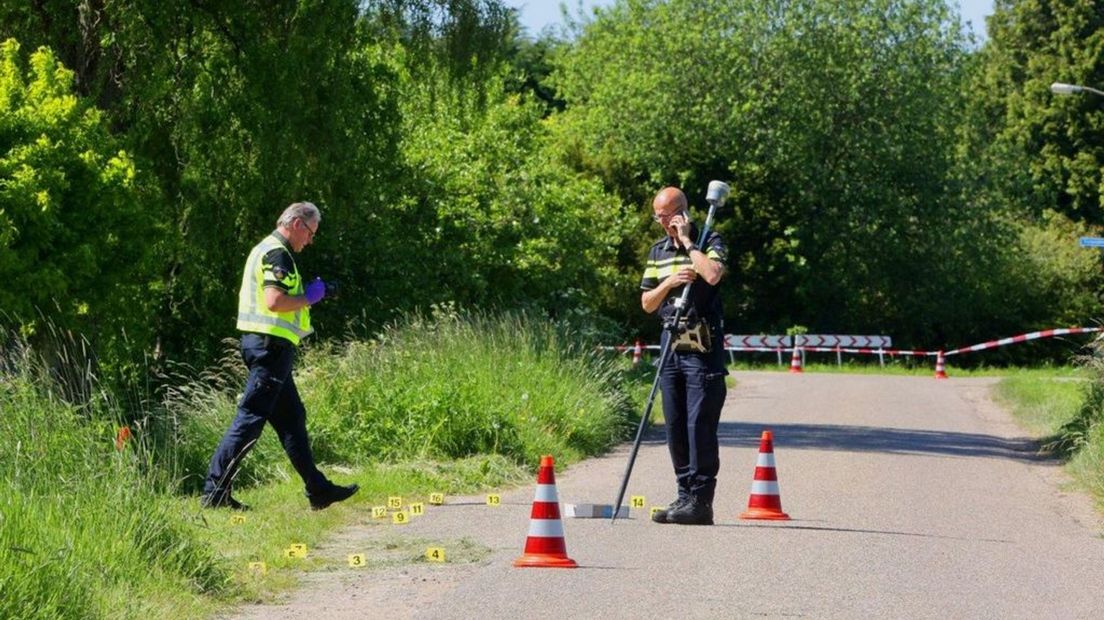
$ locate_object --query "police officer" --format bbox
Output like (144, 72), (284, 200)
(202, 201), (358, 511)
(640, 187), (728, 525)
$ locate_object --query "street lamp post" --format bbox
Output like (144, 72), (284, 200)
(1051, 82), (1104, 98)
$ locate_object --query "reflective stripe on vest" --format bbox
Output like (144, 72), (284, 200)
(236, 234), (313, 345)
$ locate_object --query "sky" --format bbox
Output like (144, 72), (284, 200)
(505, 1), (996, 42)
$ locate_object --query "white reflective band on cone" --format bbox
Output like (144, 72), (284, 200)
(756, 453), (777, 467)
(533, 484), (559, 502)
(750, 481), (780, 495)
(527, 519), (565, 538)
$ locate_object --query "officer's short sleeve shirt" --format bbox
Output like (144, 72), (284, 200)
(640, 229), (727, 322)
(262, 233), (299, 292)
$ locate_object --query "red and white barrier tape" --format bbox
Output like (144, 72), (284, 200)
(606, 327), (1101, 359)
(942, 327), (1102, 357)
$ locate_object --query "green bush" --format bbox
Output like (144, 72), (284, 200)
(305, 310), (634, 467)
(0, 341), (227, 620)
(0, 39), (157, 387)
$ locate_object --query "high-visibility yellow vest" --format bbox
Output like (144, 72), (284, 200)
(236, 233), (313, 345)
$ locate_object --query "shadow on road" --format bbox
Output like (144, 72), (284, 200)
(715, 421), (1052, 463)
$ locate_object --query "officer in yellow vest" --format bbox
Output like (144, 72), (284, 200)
(202, 201), (358, 511)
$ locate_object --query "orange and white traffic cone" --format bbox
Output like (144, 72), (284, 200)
(632, 339), (643, 366)
(788, 345), (803, 374)
(514, 455), (577, 568)
(934, 351), (948, 379)
(740, 430), (790, 521)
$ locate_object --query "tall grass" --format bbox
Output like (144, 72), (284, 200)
(1038, 341), (1104, 506)
(149, 342), (290, 494)
(0, 311), (638, 617)
(304, 311), (634, 467)
(0, 337), (227, 619)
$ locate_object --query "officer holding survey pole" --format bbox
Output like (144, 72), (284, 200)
(201, 201), (357, 511)
(640, 187), (729, 525)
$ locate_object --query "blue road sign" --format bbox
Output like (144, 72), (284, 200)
(1079, 237), (1104, 248)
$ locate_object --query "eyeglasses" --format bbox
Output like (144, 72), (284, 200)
(652, 210), (685, 223)
(299, 218), (317, 240)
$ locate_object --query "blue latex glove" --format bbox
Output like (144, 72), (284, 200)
(305, 277), (326, 305)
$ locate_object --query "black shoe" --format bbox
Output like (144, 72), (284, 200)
(201, 493), (250, 511)
(651, 497), (690, 524)
(308, 483), (359, 511)
(666, 497), (713, 525)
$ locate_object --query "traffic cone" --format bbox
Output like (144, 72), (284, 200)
(740, 430), (790, 520)
(934, 351), (948, 379)
(632, 339), (643, 366)
(514, 455), (577, 568)
(788, 345), (803, 373)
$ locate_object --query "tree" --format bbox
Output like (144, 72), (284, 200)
(0, 39), (156, 382)
(552, 0), (986, 343)
(967, 0), (1104, 224)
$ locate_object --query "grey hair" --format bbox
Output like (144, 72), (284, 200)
(277, 201), (321, 228)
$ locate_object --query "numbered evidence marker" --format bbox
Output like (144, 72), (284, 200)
(486, 494), (501, 506)
(347, 553), (366, 568)
(392, 510), (410, 525)
(248, 561), (267, 575)
(409, 502), (425, 517)
(229, 514), (247, 525)
(428, 492), (445, 505)
(630, 495), (646, 509)
(387, 496), (403, 509)
(372, 505), (389, 519)
(285, 543), (307, 559)
(650, 506), (663, 519)
(425, 547), (446, 563)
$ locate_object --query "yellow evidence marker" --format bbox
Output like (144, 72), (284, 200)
(428, 492), (445, 505)
(410, 502), (425, 517)
(285, 543), (307, 559)
(650, 506), (663, 519)
(425, 547), (446, 562)
(387, 496), (403, 509)
(371, 505), (388, 519)
(348, 553), (366, 568)
(630, 495), (646, 509)
(230, 514), (247, 525)
(486, 494), (501, 506)
(392, 510), (409, 525)
(248, 561), (267, 575)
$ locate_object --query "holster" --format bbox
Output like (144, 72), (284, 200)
(669, 318), (712, 353)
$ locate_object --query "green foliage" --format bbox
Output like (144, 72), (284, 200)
(0, 40), (156, 384)
(394, 58), (630, 318)
(305, 310), (634, 466)
(551, 0), (990, 344)
(0, 340), (226, 620)
(970, 0), (1104, 224)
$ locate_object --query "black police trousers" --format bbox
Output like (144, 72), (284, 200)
(658, 328), (728, 506)
(203, 333), (329, 499)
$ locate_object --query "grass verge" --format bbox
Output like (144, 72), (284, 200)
(1, 311), (636, 618)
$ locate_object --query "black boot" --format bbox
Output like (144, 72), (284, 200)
(308, 483), (359, 511)
(201, 493), (250, 511)
(666, 496), (713, 525)
(651, 496), (690, 524)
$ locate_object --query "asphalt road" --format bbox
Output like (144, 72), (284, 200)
(232, 371), (1104, 620)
